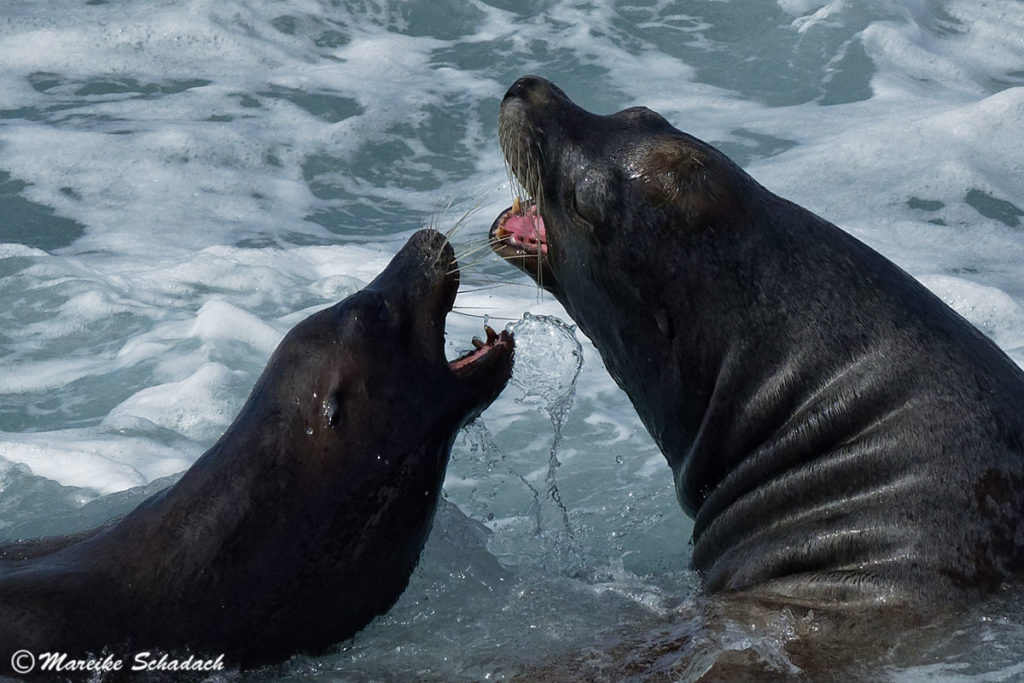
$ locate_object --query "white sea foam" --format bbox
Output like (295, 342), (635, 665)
(1, 0), (1023, 679)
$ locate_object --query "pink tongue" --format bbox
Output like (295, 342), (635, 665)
(504, 206), (547, 253)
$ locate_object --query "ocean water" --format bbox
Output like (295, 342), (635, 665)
(1, 0), (1023, 679)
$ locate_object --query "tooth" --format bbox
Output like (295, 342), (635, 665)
(472, 337), (485, 349)
(512, 196), (522, 215)
(484, 325), (497, 344)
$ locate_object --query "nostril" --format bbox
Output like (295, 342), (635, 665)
(424, 228), (445, 249)
(504, 75), (543, 101)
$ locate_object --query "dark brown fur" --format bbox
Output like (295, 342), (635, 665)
(1, 229), (514, 674)
(491, 75), (1024, 677)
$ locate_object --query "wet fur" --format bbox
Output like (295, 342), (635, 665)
(0, 230), (514, 674)
(491, 75), (1024, 676)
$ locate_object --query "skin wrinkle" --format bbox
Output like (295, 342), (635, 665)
(712, 520), (921, 597)
(686, 334), (894, 520)
(708, 375), (924, 518)
(698, 462), (926, 590)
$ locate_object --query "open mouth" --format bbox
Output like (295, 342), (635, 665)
(437, 252), (514, 383)
(448, 324), (513, 377)
(369, 228), (514, 395)
(489, 196), (558, 290)
(490, 196), (548, 258)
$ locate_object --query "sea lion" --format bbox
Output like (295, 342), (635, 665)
(0, 229), (514, 674)
(489, 76), (1024, 617)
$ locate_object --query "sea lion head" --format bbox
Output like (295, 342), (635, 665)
(491, 75), (756, 320)
(254, 227), (514, 463)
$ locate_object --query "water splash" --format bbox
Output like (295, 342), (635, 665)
(457, 418), (542, 528)
(508, 312), (583, 429)
(507, 312), (585, 576)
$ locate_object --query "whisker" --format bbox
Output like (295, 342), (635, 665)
(498, 111), (549, 298)
(459, 277), (541, 290)
(454, 239), (503, 263)
(489, 253), (543, 263)
(448, 309), (520, 323)
(445, 192), (496, 240)
(456, 251), (508, 272)
(456, 273), (527, 288)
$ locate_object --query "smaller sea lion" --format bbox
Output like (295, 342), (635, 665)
(0, 229), (514, 673)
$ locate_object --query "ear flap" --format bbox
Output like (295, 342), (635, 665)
(631, 135), (740, 227)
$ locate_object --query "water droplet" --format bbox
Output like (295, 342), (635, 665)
(508, 312), (583, 429)
(506, 313), (586, 577)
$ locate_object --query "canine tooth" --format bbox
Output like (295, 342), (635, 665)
(472, 337), (485, 350)
(484, 325), (498, 343)
(512, 196), (522, 215)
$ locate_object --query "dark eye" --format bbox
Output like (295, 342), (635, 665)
(344, 291), (391, 328)
(376, 298), (391, 322)
(571, 172), (607, 226)
(571, 191), (590, 225)
(366, 292), (390, 323)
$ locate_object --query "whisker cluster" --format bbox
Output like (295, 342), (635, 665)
(498, 108), (549, 292)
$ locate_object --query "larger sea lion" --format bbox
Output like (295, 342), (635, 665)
(0, 229), (514, 674)
(490, 75), (1024, 670)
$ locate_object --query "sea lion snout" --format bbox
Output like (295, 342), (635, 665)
(503, 75), (570, 108)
